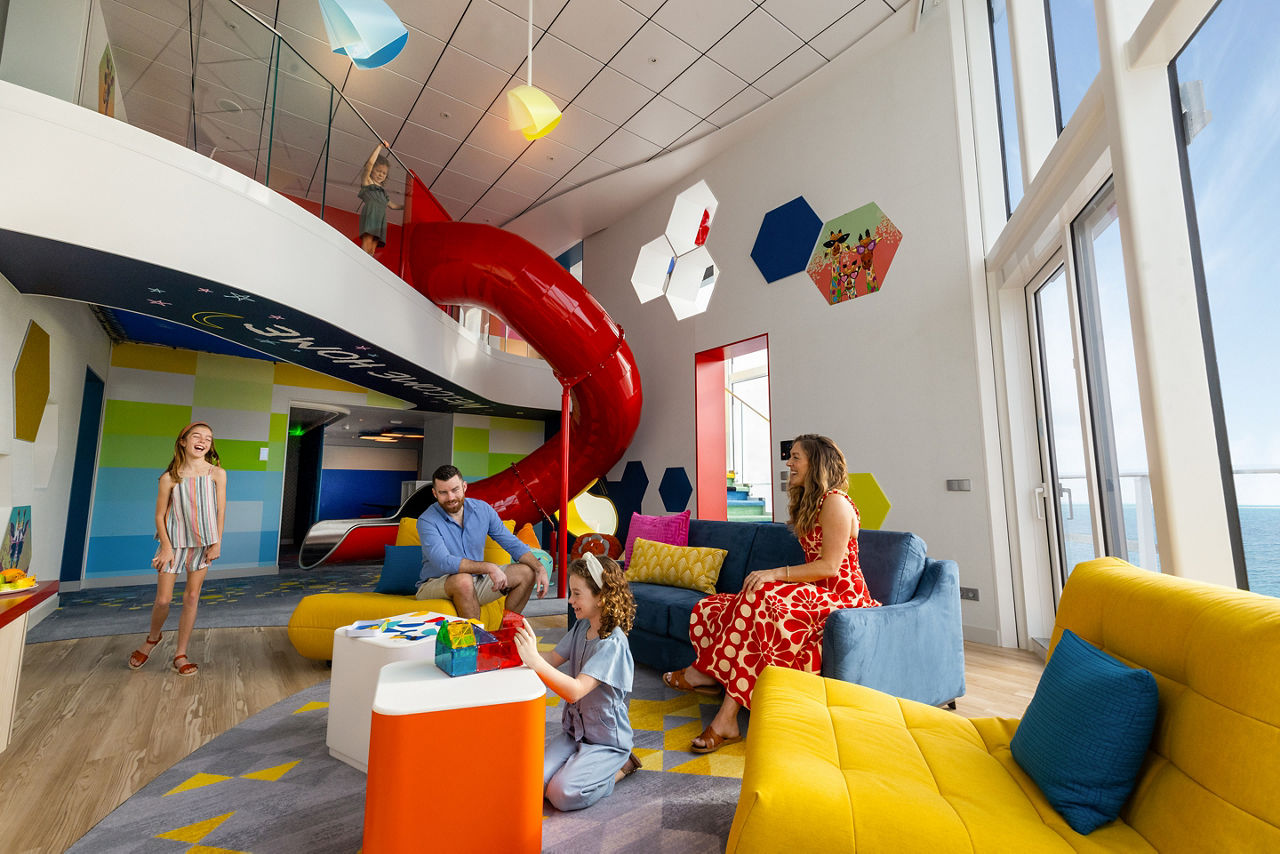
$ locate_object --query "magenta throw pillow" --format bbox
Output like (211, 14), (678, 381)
(623, 510), (691, 565)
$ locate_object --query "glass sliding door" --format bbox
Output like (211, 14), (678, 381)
(1175, 0), (1280, 595)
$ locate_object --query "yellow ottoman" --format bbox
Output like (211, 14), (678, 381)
(287, 593), (506, 661)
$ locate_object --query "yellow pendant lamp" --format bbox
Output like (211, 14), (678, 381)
(507, 0), (561, 140)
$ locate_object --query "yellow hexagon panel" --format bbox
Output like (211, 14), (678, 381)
(13, 321), (50, 442)
(848, 473), (891, 530)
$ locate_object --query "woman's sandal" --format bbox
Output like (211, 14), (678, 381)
(662, 669), (722, 697)
(127, 634), (162, 670)
(173, 654), (199, 676)
(691, 724), (743, 755)
(620, 752), (642, 778)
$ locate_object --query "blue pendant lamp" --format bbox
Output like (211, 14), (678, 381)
(318, 0), (408, 70)
(507, 0), (561, 140)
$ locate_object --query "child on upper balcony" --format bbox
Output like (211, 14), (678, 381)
(358, 141), (403, 256)
(514, 553), (641, 811)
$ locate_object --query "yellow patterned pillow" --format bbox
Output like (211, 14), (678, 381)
(627, 538), (727, 594)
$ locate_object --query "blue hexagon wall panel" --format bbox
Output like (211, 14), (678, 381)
(602, 461), (648, 544)
(751, 196), (822, 283)
(659, 467), (693, 512)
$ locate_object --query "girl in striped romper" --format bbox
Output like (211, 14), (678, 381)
(128, 422), (227, 676)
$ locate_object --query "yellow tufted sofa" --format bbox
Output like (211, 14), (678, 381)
(286, 518), (537, 661)
(728, 557), (1280, 852)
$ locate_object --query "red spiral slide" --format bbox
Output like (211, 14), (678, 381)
(298, 216), (642, 570)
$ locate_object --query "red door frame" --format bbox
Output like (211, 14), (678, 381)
(694, 333), (771, 520)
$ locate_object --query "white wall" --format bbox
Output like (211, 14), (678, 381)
(0, 0), (90, 101)
(582, 5), (1005, 643)
(0, 275), (112, 588)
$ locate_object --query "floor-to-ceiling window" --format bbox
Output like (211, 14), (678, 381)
(1043, 0), (1100, 132)
(1175, 0), (1280, 596)
(988, 0), (1023, 215)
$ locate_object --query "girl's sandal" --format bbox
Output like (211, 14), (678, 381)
(173, 654), (199, 676)
(620, 752), (642, 778)
(128, 634), (163, 670)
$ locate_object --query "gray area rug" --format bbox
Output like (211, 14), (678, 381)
(69, 632), (746, 853)
(27, 565), (569, 643)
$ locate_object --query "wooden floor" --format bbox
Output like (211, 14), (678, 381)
(0, 622), (1043, 854)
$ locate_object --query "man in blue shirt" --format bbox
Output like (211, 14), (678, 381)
(415, 464), (549, 619)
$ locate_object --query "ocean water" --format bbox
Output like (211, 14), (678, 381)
(1061, 505), (1280, 597)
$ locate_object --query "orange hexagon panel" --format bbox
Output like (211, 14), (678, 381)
(14, 321), (50, 442)
(847, 472), (891, 530)
(805, 202), (903, 305)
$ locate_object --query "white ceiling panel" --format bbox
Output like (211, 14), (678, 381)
(466, 111), (540, 161)
(884, 0), (910, 10)
(476, 185), (538, 217)
(811, 0), (892, 60)
(112, 0), (188, 27)
(707, 7), (804, 84)
(391, 153), (443, 186)
(431, 192), (472, 220)
(545, 104), (616, 154)
(495, 162), (560, 199)
(103, 0), (193, 70)
(431, 169), (492, 206)
(512, 34), (602, 102)
(450, 0), (542, 74)
(384, 28), (448, 85)
(428, 47), (512, 110)
(549, 0), (646, 64)
(341, 66), (422, 119)
(612, 22), (700, 92)
(668, 120), (718, 150)
(336, 97), (404, 143)
(392, 120), (464, 165)
(653, 0), (755, 52)
(707, 84), (768, 126)
(113, 46), (189, 102)
(760, 0), (863, 42)
(563, 155), (615, 185)
(269, 0), (330, 41)
(276, 24), (355, 85)
(462, 204), (508, 224)
(448, 143), (512, 184)
(572, 66), (653, 126)
(623, 95), (699, 148)
(199, 2), (277, 60)
(327, 127), (380, 167)
(273, 71), (335, 123)
(753, 45), (826, 98)
(662, 55), (746, 117)
(619, 0), (665, 15)
(394, 0), (471, 44)
(518, 134), (587, 179)
(593, 127), (661, 167)
(406, 87), (485, 142)
(490, 0), (571, 30)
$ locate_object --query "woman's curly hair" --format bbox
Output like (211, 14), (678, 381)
(569, 554), (635, 636)
(787, 433), (849, 535)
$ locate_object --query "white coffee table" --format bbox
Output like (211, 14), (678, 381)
(325, 612), (445, 772)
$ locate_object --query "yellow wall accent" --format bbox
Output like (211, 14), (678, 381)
(13, 321), (50, 442)
(847, 473), (891, 530)
(110, 342), (198, 374)
(272, 361), (367, 393)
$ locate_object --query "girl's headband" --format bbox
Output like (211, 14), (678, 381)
(583, 552), (604, 588)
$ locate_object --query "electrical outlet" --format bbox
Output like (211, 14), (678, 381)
(959, 586), (980, 601)
(946, 478), (972, 492)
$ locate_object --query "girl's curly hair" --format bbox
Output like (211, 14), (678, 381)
(569, 554), (635, 636)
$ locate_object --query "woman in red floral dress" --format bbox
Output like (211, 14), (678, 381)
(662, 434), (879, 753)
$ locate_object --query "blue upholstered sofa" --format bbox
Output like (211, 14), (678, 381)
(619, 519), (966, 707)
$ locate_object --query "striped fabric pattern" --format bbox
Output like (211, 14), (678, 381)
(167, 474), (220, 549)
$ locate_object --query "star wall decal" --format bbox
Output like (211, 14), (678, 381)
(225, 292), (254, 302)
(147, 299), (171, 306)
(148, 288), (165, 293)
(269, 314), (285, 320)
(198, 288), (212, 293)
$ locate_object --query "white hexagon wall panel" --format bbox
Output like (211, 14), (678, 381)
(630, 180), (718, 321)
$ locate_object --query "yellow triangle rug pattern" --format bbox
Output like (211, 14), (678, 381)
(163, 773), (233, 797)
(155, 811), (235, 843)
(240, 760), (299, 782)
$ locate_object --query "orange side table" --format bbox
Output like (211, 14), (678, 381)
(362, 649), (546, 853)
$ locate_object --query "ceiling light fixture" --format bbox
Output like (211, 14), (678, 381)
(317, 0), (408, 70)
(507, 0), (561, 141)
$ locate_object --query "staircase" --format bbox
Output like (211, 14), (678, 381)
(726, 484), (770, 521)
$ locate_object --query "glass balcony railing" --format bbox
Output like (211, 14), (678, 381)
(74, 0), (538, 359)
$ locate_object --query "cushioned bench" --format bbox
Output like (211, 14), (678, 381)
(728, 558), (1280, 852)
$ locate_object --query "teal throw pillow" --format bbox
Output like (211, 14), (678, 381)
(375, 545), (422, 595)
(1010, 628), (1158, 834)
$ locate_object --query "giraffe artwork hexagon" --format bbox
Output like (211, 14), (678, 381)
(847, 472), (891, 530)
(805, 202), (903, 305)
(13, 320), (51, 442)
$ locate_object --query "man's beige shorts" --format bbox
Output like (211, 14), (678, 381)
(415, 572), (505, 603)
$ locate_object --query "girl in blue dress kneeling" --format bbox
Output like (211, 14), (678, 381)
(515, 553), (640, 811)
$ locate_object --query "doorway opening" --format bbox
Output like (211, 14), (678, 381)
(694, 335), (772, 521)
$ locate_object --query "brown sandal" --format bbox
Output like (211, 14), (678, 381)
(691, 724), (743, 755)
(620, 752), (642, 777)
(128, 634), (162, 670)
(662, 669), (722, 697)
(173, 654), (198, 676)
